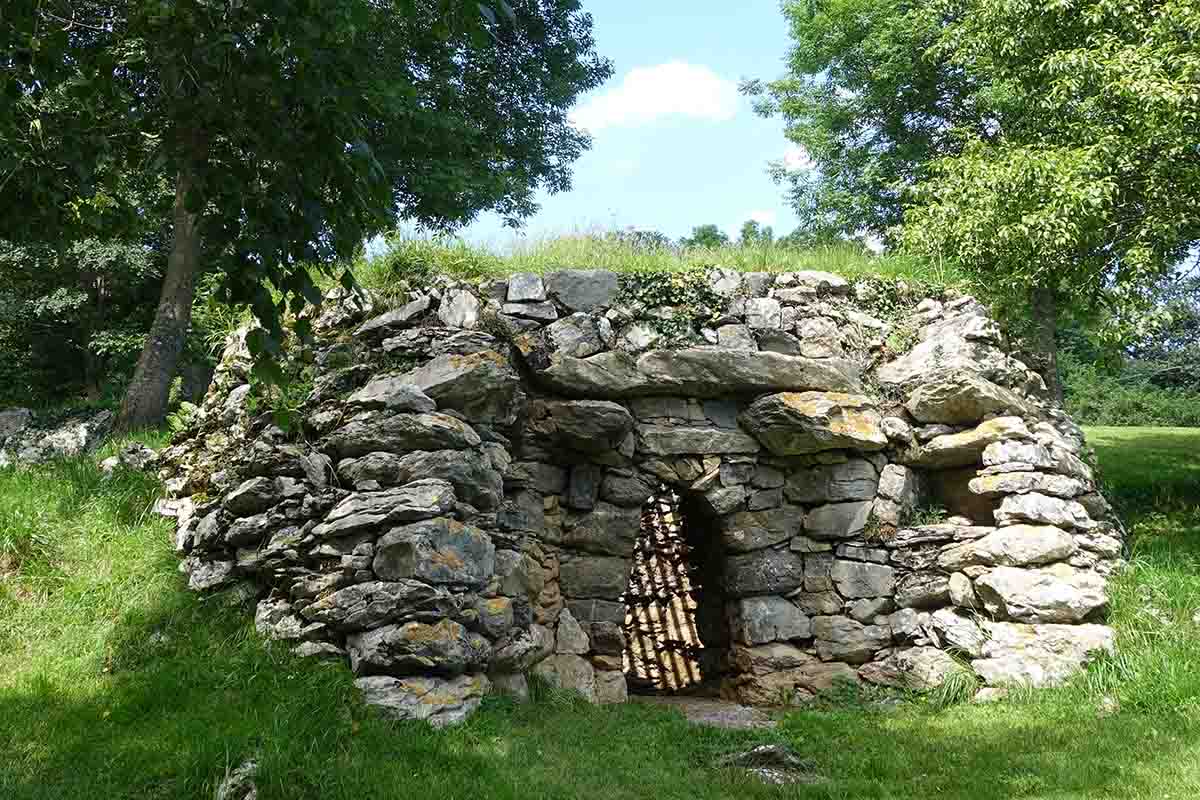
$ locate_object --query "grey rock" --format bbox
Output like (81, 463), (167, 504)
(637, 425), (761, 455)
(859, 647), (960, 690)
(546, 313), (605, 358)
(745, 298), (783, 329)
(796, 317), (843, 358)
(894, 572), (951, 608)
(948, 572), (979, 609)
(502, 301), (558, 322)
(929, 608), (986, 657)
(373, 518), (495, 587)
(847, 597), (892, 622)
(717, 324), (758, 350)
(339, 449), (503, 510)
(545, 270), (620, 312)
(938, 525), (1076, 570)
(974, 565), (1108, 623)
(904, 371), (1032, 425)
(721, 507), (804, 553)
(301, 580), (458, 630)
(741, 392), (886, 455)
(785, 460), (879, 503)
(830, 560), (895, 598)
(183, 557), (236, 592)
(354, 296), (432, 339)
(600, 471), (656, 507)
(908, 417), (1031, 469)
(811, 616), (891, 663)
(325, 412), (480, 458)
(730, 596), (812, 644)
(805, 501), (873, 540)
(994, 493), (1095, 530)
(507, 273), (547, 302)
(313, 480), (457, 538)
(566, 464), (603, 510)
(559, 556), (630, 600)
(347, 375), (437, 412)
(968, 471), (1087, 499)
(348, 619), (490, 676)
(0, 407), (32, 440)
(532, 399), (635, 454)
(224, 477), (285, 517)
(982, 440), (1055, 468)
(555, 608), (590, 654)
(561, 502), (641, 556)
(438, 289), (481, 329)
(972, 621), (1115, 687)
(595, 670), (628, 705)
(534, 348), (859, 399)
(355, 673), (490, 726)
(404, 350), (519, 423)
(724, 550), (806, 596)
(703, 485), (748, 516)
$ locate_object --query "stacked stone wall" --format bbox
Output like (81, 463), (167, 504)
(158, 267), (1122, 724)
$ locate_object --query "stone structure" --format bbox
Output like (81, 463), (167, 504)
(157, 268), (1122, 725)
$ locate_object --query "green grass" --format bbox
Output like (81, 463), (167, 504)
(1, 427), (1198, 798)
(346, 232), (973, 307)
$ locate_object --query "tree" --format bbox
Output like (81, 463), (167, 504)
(902, 0), (1200, 400)
(738, 219), (774, 247)
(2, 1), (610, 429)
(745, 0), (985, 243)
(680, 224), (731, 249)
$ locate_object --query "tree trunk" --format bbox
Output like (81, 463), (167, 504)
(115, 165), (203, 432)
(1030, 286), (1064, 406)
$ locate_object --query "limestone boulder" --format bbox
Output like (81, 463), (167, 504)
(545, 313), (605, 358)
(373, 518), (496, 587)
(904, 371), (1032, 425)
(355, 673), (490, 727)
(974, 565), (1108, 623)
(559, 556), (630, 600)
(545, 269), (621, 312)
(338, 449), (503, 510)
(830, 560), (895, 598)
(721, 507), (804, 553)
(972, 621), (1115, 687)
(404, 350), (519, 423)
(995, 493), (1095, 530)
(784, 459), (879, 504)
(859, 647), (961, 690)
(347, 375), (437, 412)
(353, 297), (433, 340)
(804, 501), (873, 540)
(727, 642), (859, 703)
(929, 608), (986, 657)
(724, 549), (806, 596)
(531, 399), (635, 454)
(437, 290), (481, 329)
(907, 417), (1031, 469)
(968, 472), (1087, 499)
(347, 619), (490, 675)
(301, 580), (459, 631)
(938, 525), (1076, 570)
(811, 616), (891, 663)
(637, 425), (761, 456)
(741, 392), (886, 455)
(561, 502), (642, 556)
(894, 572), (951, 608)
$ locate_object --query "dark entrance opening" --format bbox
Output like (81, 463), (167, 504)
(622, 484), (727, 695)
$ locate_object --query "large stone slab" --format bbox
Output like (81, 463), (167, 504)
(534, 349), (859, 399)
(968, 472), (1088, 499)
(545, 269), (621, 311)
(974, 565), (1108, 623)
(938, 525), (1076, 570)
(804, 501), (872, 540)
(972, 621), (1115, 687)
(301, 580), (459, 631)
(530, 399), (635, 454)
(995, 492), (1095, 530)
(724, 549), (806, 596)
(313, 480), (457, 537)
(403, 350), (519, 423)
(373, 518), (496, 587)
(811, 616), (891, 663)
(784, 459), (880, 503)
(637, 425), (761, 456)
(721, 507), (804, 553)
(559, 556), (631, 600)
(325, 412), (480, 458)
(348, 375), (437, 412)
(560, 502), (642, 556)
(830, 560), (895, 598)
(907, 417), (1031, 469)
(730, 596), (813, 644)
(741, 392), (886, 455)
(904, 371), (1032, 425)
(355, 673), (490, 727)
(859, 647), (960, 690)
(338, 449), (503, 510)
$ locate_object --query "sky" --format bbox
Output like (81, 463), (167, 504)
(460, 1), (808, 249)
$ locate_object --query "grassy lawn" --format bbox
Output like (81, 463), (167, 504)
(1, 427), (1198, 799)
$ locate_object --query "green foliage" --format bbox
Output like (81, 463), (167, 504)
(737, 220), (774, 248)
(164, 403), (199, 438)
(679, 224), (731, 250)
(1062, 354), (1200, 428)
(619, 268), (727, 345)
(350, 235), (503, 307)
(926, 660), (980, 711)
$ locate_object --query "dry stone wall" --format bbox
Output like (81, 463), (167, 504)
(158, 267), (1122, 725)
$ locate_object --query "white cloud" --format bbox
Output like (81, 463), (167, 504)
(570, 61), (739, 133)
(783, 144), (815, 172)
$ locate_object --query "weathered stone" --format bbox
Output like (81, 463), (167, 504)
(974, 565), (1108, 623)
(561, 502), (641, 556)
(745, 298), (783, 329)
(859, 647), (960, 689)
(546, 313), (605, 358)
(847, 597), (892, 622)
(995, 493), (1095, 530)
(347, 374), (437, 412)
(876, 310), (1009, 387)
(636, 424), (761, 456)
(535, 348), (859, 399)
(313, 480), (457, 538)
(404, 350), (519, 423)
(721, 507), (803, 553)
(555, 608), (590, 654)
(0, 407), (33, 440)
(748, 488), (784, 511)
(881, 416), (914, 444)
(507, 273), (547, 302)
(348, 619), (490, 676)
(908, 417), (1031, 469)
(559, 556), (630, 600)
(948, 572), (979, 609)
(325, 412), (480, 458)
(969, 472), (1087, 499)
(438, 290), (481, 329)
(894, 572), (951, 608)
(905, 371), (1032, 425)
(373, 518), (495, 587)
(703, 485), (747, 515)
(877, 464), (922, 505)
(545, 270), (620, 312)
(784, 460), (879, 503)
(600, 471), (656, 508)
(354, 296), (432, 339)
(830, 560), (895, 598)
(795, 591), (842, 616)
(355, 673), (490, 727)
(223, 477), (288, 517)
(793, 270), (850, 296)
(981, 440), (1055, 468)
(594, 670), (628, 704)
(730, 596), (813, 644)
(741, 392), (886, 455)
(972, 621), (1115, 687)
(503, 301), (558, 322)
(804, 501), (872, 540)
(811, 616), (891, 663)
(717, 324), (758, 350)
(301, 580), (459, 631)
(885, 608), (923, 640)
(533, 400), (635, 454)
(929, 608), (986, 657)
(728, 644), (859, 704)
(938, 525), (1075, 570)
(724, 549), (806, 596)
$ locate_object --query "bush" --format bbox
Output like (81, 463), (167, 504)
(1062, 354), (1200, 427)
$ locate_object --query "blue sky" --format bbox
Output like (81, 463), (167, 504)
(461, 1), (809, 249)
